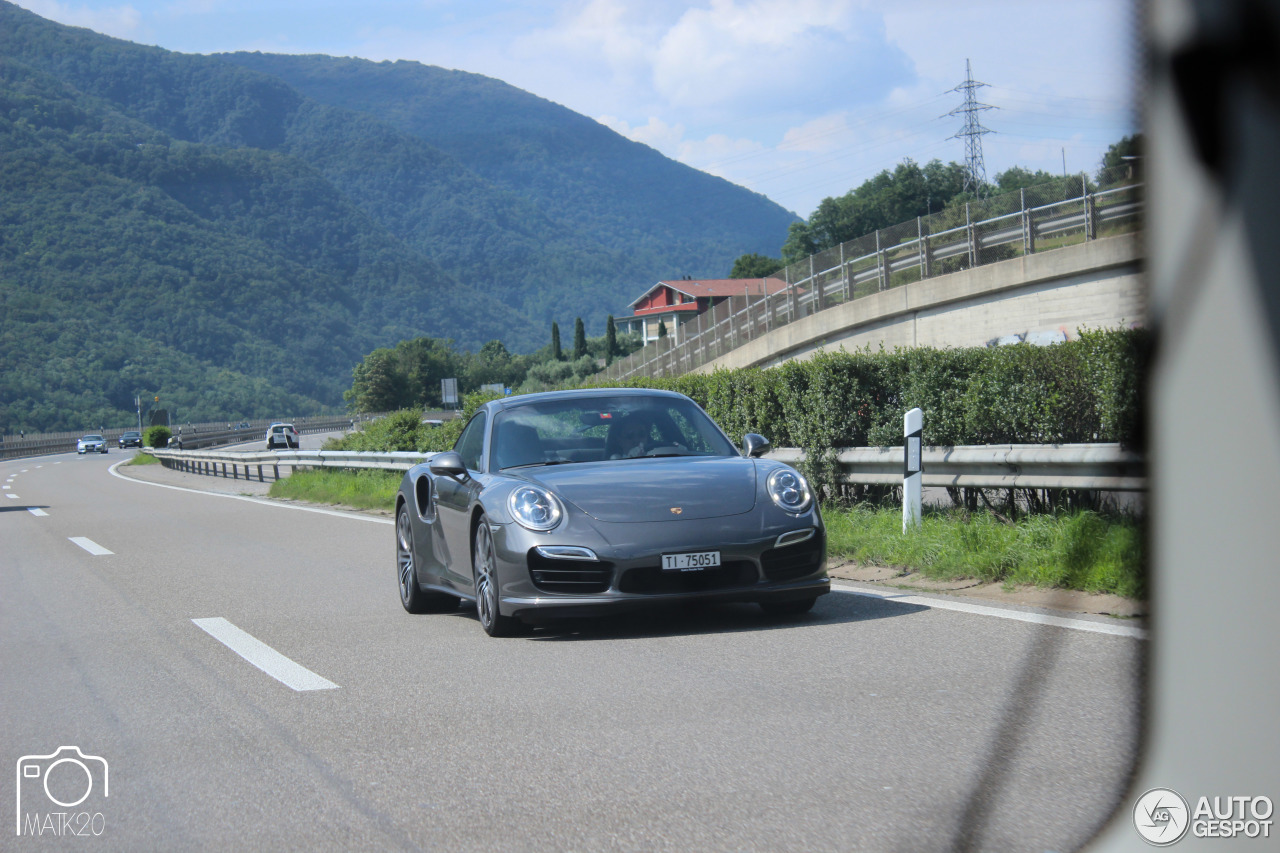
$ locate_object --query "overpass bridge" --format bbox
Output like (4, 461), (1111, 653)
(602, 178), (1142, 379)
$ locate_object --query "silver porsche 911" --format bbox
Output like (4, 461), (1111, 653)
(395, 388), (829, 636)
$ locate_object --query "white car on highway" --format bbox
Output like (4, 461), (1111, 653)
(266, 422), (300, 449)
(77, 434), (108, 454)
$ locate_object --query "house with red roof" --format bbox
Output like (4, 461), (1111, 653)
(618, 277), (790, 344)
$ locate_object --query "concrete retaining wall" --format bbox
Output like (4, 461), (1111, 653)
(695, 233), (1144, 372)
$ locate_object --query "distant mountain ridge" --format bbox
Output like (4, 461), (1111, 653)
(0, 1), (796, 432)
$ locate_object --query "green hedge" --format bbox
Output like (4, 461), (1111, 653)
(333, 329), (1147, 496)
(587, 328), (1147, 492)
(592, 328), (1146, 449)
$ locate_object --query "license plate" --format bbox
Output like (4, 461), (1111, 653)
(662, 551), (721, 572)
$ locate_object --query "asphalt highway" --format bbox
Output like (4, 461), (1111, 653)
(2, 448), (1143, 851)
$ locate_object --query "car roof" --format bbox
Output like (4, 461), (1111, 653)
(484, 387), (689, 414)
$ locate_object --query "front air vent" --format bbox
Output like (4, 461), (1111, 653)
(761, 534), (825, 582)
(527, 549), (612, 594)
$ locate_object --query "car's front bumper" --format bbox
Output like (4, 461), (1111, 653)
(490, 515), (829, 622)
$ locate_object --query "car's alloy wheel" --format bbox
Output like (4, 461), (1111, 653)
(473, 516), (520, 637)
(397, 506), (454, 614)
(397, 507), (423, 612)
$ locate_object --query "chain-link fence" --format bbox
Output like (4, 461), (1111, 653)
(602, 166), (1142, 381)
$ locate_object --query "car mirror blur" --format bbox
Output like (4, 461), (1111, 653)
(742, 433), (771, 458)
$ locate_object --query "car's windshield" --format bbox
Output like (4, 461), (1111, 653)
(82, 435), (103, 441)
(490, 394), (737, 469)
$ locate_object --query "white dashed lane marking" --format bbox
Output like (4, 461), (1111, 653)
(68, 537), (113, 556)
(193, 618), (339, 692)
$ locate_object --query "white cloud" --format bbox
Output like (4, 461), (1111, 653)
(597, 114), (687, 153)
(18, 0), (142, 38)
(652, 0), (912, 116)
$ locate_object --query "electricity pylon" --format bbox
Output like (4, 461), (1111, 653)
(945, 58), (996, 197)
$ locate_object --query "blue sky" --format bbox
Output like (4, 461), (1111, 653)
(13, 0), (1139, 217)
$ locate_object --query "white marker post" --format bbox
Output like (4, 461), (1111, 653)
(903, 408), (923, 533)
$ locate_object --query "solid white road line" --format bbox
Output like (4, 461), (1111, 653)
(107, 460), (392, 525)
(831, 583), (1147, 639)
(68, 536), (113, 556)
(28, 508), (48, 517)
(192, 617), (339, 692)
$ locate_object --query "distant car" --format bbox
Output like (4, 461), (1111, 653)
(266, 422), (300, 449)
(395, 388), (829, 636)
(118, 431), (142, 448)
(237, 422), (251, 430)
(77, 434), (107, 454)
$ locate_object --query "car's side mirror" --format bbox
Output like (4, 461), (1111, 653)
(429, 451), (469, 479)
(743, 433), (771, 458)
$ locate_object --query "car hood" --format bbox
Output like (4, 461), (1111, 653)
(519, 456), (758, 522)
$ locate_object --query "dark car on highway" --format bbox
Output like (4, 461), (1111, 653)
(118, 431), (142, 448)
(394, 388), (829, 636)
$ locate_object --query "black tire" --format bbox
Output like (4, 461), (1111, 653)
(397, 506), (454, 613)
(473, 515), (521, 637)
(760, 596), (818, 617)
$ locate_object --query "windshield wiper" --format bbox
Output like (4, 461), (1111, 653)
(503, 459), (579, 469)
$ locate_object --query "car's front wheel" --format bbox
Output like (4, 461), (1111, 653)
(473, 515), (521, 637)
(397, 506), (454, 614)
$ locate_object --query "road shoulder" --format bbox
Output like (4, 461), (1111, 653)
(828, 560), (1147, 623)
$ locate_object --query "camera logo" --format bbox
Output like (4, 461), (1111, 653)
(1134, 787), (1190, 846)
(15, 746), (108, 837)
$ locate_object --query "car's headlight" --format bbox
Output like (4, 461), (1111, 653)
(767, 468), (812, 514)
(508, 485), (563, 531)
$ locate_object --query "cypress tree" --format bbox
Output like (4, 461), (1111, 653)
(605, 315), (618, 363)
(572, 317), (587, 360)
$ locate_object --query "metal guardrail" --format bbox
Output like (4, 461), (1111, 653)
(146, 442), (1144, 491)
(769, 443), (1144, 491)
(605, 174), (1142, 381)
(0, 416), (365, 460)
(145, 448), (434, 482)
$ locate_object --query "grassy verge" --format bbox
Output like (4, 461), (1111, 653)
(824, 504), (1144, 598)
(127, 451), (161, 465)
(268, 467), (400, 511)
(261, 467), (1144, 598)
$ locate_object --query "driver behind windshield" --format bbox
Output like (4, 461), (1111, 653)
(607, 414), (654, 459)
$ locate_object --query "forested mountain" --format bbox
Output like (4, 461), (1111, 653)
(0, 2), (796, 432)
(217, 53), (796, 292)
